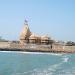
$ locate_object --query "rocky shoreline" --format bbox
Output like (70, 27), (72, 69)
(0, 41), (75, 53)
(0, 47), (75, 53)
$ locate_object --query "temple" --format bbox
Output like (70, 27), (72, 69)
(20, 20), (54, 45)
(0, 20), (75, 53)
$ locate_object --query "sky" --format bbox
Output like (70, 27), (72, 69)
(0, 0), (75, 41)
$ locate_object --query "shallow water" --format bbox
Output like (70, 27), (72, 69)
(0, 51), (75, 75)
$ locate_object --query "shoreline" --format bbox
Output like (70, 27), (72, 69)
(0, 51), (64, 56)
(0, 48), (75, 54)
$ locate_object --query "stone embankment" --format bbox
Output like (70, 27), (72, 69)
(0, 41), (75, 53)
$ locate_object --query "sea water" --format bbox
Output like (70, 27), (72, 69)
(0, 51), (75, 75)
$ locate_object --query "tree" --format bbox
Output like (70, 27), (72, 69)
(66, 41), (75, 46)
(0, 36), (8, 42)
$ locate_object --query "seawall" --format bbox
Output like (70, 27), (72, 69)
(0, 41), (75, 53)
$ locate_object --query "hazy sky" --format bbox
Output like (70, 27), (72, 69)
(0, 0), (75, 41)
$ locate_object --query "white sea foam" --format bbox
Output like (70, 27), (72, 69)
(30, 62), (63, 75)
(0, 51), (64, 56)
(13, 69), (75, 75)
(29, 55), (69, 75)
(31, 63), (62, 75)
(63, 57), (69, 62)
(49, 53), (64, 56)
(62, 55), (69, 63)
(0, 51), (13, 53)
(12, 61), (74, 75)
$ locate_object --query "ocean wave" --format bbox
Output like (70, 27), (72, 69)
(63, 57), (69, 63)
(62, 55), (69, 63)
(12, 68), (75, 75)
(0, 51), (64, 56)
(13, 62), (63, 75)
(0, 51), (73, 75)
(11, 55), (74, 75)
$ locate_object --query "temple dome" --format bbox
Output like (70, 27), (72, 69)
(41, 35), (50, 40)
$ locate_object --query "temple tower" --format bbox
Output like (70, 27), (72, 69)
(20, 20), (31, 44)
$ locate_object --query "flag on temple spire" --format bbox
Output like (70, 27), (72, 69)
(24, 19), (28, 25)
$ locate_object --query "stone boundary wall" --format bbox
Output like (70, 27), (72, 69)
(9, 43), (52, 51)
(52, 45), (64, 51)
(0, 41), (75, 52)
(64, 46), (75, 51)
(0, 42), (10, 48)
(52, 45), (75, 51)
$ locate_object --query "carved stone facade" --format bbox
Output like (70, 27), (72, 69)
(20, 20), (54, 45)
(20, 20), (31, 44)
